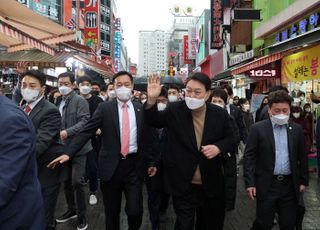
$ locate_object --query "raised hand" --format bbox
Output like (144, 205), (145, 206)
(147, 75), (162, 105)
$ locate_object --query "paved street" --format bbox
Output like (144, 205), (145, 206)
(56, 171), (320, 230)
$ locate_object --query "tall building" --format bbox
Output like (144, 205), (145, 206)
(138, 30), (171, 77)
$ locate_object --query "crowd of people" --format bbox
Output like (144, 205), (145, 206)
(0, 70), (312, 230)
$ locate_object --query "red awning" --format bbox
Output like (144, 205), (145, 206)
(231, 52), (283, 75)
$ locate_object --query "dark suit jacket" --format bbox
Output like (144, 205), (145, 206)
(0, 96), (45, 229)
(29, 98), (65, 188)
(229, 104), (247, 143)
(144, 101), (235, 197)
(244, 119), (308, 200)
(65, 100), (154, 181)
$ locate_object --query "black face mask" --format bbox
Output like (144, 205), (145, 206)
(92, 91), (100, 96)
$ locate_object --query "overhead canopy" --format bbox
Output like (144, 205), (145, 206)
(0, 50), (73, 68)
(0, 0), (75, 54)
(73, 55), (114, 78)
(231, 52), (283, 75)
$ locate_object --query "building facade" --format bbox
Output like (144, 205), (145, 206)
(138, 30), (170, 76)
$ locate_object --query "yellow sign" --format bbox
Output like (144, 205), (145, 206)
(281, 45), (320, 82)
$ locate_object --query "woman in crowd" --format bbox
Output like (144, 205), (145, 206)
(239, 98), (254, 134)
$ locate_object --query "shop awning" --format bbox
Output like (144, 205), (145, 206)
(0, 50), (73, 68)
(73, 55), (114, 78)
(0, 0), (75, 54)
(231, 52), (283, 75)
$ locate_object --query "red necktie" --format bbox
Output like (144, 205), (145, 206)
(24, 105), (31, 114)
(121, 103), (130, 157)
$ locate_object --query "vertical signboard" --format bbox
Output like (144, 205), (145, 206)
(100, 0), (111, 57)
(211, 0), (223, 49)
(84, 0), (99, 49)
(188, 27), (197, 60)
(183, 35), (192, 64)
(114, 18), (121, 73)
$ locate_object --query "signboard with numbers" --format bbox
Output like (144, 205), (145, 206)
(84, 0), (99, 49)
(281, 44), (320, 82)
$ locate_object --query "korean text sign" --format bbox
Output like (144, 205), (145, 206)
(281, 45), (320, 82)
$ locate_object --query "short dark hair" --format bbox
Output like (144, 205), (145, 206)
(112, 71), (133, 83)
(77, 75), (92, 85)
(186, 72), (211, 91)
(159, 87), (168, 98)
(106, 82), (114, 90)
(91, 81), (101, 88)
(211, 88), (228, 104)
(22, 70), (46, 86)
(239, 98), (249, 105)
(268, 90), (292, 107)
(268, 85), (289, 94)
(58, 72), (75, 84)
(221, 84), (233, 96)
(169, 84), (180, 92)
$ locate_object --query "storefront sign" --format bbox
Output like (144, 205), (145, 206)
(211, 0), (223, 49)
(249, 69), (276, 77)
(84, 0), (99, 49)
(229, 50), (254, 66)
(275, 11), (319, 44)
(188, 27), (196, 60)
(114, 18), (121, 72)
(183, 35), (192, 64)
(282, 44), (320, 82)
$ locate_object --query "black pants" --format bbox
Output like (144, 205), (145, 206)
(173, 184), (225, 230)
(146, 163), (164, 230)
(100, 156), (143, 230)
(64, 155), (87, 221)
(86, 149), (99, 193)
(42, 183), (60, 229)
(253, 177), (298, 230)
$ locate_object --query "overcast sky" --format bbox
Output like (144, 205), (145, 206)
(116, 0), (210, 65)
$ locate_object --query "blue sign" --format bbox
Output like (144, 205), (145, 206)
(275, 11), (319, 44)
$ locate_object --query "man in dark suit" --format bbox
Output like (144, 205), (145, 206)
(144, 73), (235, 230)
(244, 90), (308, 230)
(49, 71), (156, 230)
(20, 70), (64, 230)
(0, 95), (45, 229)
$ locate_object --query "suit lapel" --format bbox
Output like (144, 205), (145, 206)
(266, 119), (276, 161)
(111, 100), (120, 138)
(181, 104), (198, 151)
(133, 102), (142, 144)
(29, 98), (45, 120)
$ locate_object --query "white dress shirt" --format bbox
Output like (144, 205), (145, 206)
(117, 99), (138, 153)
(25, 96), (43, 115)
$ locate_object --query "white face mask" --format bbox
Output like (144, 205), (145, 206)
(21, 88), (41, 103)
(59, 86), (73, 96)
(157, 102), (167, 111)
(228, 98), (234, 105)
(79, 85), (92, 95)
(168, 95), (178, 102)
(141, 99), (147, 104)
(108, 90), (116, 99)
(115, 86), (132, 102)
(185, 97), (205, 110)
(292, 113), (300, 119)
(305, 108), (311, 113)
(212, 102), (224, 108)
(270, 114), (289, 126)
(243, 104), (250, 111)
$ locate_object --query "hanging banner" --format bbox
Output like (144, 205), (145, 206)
(282, 45), (320, 82)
